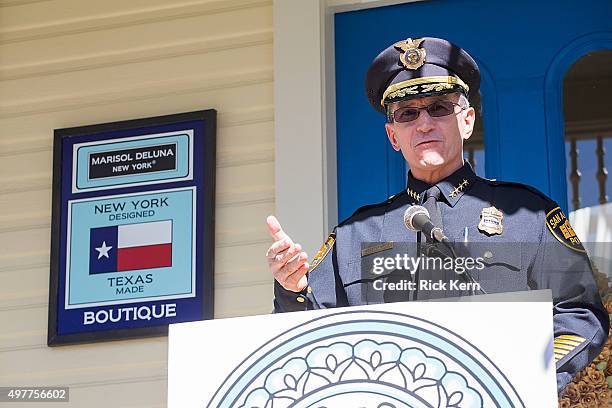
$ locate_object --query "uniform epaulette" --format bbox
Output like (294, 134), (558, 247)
(478, 177), (557, 208)
(385, 190), (408, 203)
(338, 190), (407, 228)
(481, 177), (585, 253)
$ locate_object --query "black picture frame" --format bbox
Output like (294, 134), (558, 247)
(48, 109), (216, 346)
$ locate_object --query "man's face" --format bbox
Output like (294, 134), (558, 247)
(384, 93), (475, 175)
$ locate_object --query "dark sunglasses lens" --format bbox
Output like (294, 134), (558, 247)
(427, 101), (455, 117)
(393, 108), (419, 123)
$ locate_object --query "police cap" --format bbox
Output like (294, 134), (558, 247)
(365, 37), (480, 115)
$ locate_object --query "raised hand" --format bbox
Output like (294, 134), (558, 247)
(265, 215), (309, 292)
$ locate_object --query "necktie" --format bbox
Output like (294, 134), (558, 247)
(418, 185), (452, 299)
(422, 185), (443, 242)
(420, 185), (469, 299)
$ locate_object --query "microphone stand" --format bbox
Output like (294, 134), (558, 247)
(438, 238), (487, 296)
(405, 206), (486, 297)
(420, 235), (487, 297)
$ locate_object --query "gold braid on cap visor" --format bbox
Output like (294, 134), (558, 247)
(381, 76), (470, 107)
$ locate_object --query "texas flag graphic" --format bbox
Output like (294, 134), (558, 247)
(89, 220), (172, 274)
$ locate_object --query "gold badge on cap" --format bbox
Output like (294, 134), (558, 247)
(394, 38), (426, 70)
(478, 206), (504, 235)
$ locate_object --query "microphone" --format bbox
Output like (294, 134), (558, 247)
(403, 205), (449, 243)
(403, 205), (487, 295)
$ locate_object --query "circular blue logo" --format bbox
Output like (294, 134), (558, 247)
(208, 310), (524, 408)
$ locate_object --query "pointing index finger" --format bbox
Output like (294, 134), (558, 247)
(266, 215), (289, 242)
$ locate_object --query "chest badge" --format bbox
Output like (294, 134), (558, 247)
(478, 206), (504, 236)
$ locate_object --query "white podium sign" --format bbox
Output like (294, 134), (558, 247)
(168, 291), (557, 407)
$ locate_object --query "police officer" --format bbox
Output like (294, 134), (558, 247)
(265, 37), (609, 394)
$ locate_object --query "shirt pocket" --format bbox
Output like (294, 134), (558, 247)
(466, 241), (527, 293)
(342, 260), (384, 306)
(344, 242), (416, 305)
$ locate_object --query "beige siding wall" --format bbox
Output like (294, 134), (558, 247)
(0, 0), (274, 406)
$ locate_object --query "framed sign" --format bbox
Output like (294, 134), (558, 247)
(48, 110), (216, 345)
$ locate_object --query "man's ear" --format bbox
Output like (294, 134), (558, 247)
(462, 106), (476, 140)
(385, 123), (401, 151)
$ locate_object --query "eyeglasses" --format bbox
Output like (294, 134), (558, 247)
(390, 101), (466, 123)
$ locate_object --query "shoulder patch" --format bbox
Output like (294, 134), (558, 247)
(546, 206), (586, 253)
(310, 232), (335, 272)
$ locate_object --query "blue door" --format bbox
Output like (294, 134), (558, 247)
(335, 0), (612, 221)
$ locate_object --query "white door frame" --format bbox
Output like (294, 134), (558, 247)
(273, 0), (422, 254)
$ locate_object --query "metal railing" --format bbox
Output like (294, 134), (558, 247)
(566, 119), (611, 211)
